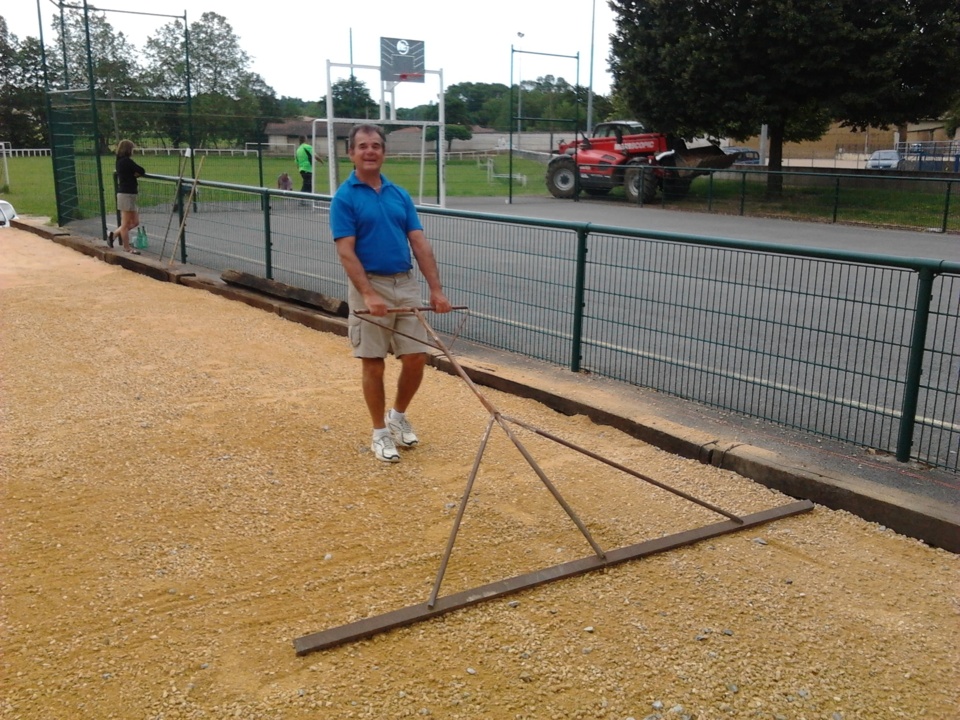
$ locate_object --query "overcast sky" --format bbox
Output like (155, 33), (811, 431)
(5, 1), (617, 108)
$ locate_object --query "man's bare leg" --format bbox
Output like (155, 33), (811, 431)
(361, 357), (387, 429)
(393, 352), (427, 413)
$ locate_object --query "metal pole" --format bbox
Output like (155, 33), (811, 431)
(428, 416), (496, 607)
(184, 14), (196, 178)
(82, 0), (108, 243)
(570, 227), (587, 373)
(508, 45), (514, 205)
(262, 188), (273, 279)
(586, 0), (595, 130)
(896, 267), (935, 463)
(516, 32), (524, 146)
(941, 180), (953, 234)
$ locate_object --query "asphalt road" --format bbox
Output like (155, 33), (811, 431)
(449, 195), (960, 262)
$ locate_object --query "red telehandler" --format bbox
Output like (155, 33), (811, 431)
(545, 121), (737, 203)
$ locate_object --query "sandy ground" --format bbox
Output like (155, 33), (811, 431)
(1, 227), (958, 720)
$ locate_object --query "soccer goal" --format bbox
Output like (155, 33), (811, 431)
(0, 142), (11, 192)
(322, 37), (447, 207)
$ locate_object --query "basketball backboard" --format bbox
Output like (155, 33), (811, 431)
(380, 37), (425, 82)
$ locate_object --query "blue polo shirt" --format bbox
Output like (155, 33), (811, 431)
(330, 171), (423, 275)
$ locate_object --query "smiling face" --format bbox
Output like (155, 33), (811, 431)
(348, 127), (386, 180)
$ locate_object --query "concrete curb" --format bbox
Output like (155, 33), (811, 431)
(14, 218), (959, 553)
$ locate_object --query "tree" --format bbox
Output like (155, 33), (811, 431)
(425, 124), (473, 151)
(141, 19), (187, 97)
(836, 1), (960, 131)
(46, 8), (141, 94)
(445, 82), (510, 129)
(144, 12), (251, 98)
(608, 0), (960, 191)
(327, 77), (378, 120)
(398, 103), (439, 122)
(232, 72), (281, 146)
(43, 8), (148, 149)
(945, 95), (960, 138)
(142, 12), (277, 149)
(0, 18), (48, 147)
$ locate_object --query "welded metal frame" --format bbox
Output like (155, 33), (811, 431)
(293, 308), (814, 656)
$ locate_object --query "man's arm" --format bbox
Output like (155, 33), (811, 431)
(408, 229), (452, 313)
(335, 236), (389, 316)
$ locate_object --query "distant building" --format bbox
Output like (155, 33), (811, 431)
(264, 119), (560, 156)
(263, 120), (354, 157)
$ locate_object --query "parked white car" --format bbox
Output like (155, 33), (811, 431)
(0, 200), (17, 228)
(865, 150), (903, 170)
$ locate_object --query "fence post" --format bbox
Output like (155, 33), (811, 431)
(896, 266), (935, 463)
(739, 171), (746, 216)
(113, 171), (120, 229)
(570, 226), (589, 373)
(179, 182), (190, 265)
(832, 176), (841, 223)
(262, 188), (273, 279)
(173, 182), (186, 261)
(707, 170), (714, 211)
(941, 180), (953, 234)
(257, 142), (264, 189)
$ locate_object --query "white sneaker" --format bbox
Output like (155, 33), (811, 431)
(386, 412), (419, 447)
(371, 434), (400, 462)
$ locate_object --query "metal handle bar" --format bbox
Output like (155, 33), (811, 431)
(353, 305), (468, 315)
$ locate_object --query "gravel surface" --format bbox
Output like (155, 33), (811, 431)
(2, 227), (958, 720)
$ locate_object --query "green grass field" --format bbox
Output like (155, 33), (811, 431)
(0, 154), (549, 221)
(3, 154), (957, 233)
(2, 157), (57, 219)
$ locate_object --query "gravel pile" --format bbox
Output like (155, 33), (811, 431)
(2, 228), (957, 719)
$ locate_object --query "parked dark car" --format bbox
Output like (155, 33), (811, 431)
(723, 146), (761, 165)
(865, 150), (903, 170)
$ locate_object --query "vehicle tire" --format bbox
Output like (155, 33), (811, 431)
(545, 157), (579, 199)
(584, 187), (611, 196)
(624, 164), (657, 204)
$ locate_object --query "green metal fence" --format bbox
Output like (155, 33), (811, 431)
(48, 91), (104, 228)
(630, 165), (960, 234)
(70, 173), (958, 473)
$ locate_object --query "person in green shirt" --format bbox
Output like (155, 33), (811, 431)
(295, 136), (321, 194)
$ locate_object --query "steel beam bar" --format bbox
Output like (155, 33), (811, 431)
(293, 499), (813, 656)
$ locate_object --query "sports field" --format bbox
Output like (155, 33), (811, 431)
(3, 226), (957, 719)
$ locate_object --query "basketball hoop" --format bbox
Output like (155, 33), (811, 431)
(381, 37), (425, 83)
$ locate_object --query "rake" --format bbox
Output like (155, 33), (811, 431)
(293, 307), (813, 655)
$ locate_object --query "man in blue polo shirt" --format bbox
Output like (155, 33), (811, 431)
(330, 124), (452, 463)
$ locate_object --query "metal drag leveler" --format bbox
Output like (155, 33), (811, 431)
(293, 307), (813, 656)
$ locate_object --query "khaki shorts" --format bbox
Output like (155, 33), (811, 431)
(117, 193), (138, 212)
(348, 272), (428, 358)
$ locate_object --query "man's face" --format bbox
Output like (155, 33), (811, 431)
(349, 130), (386, 174)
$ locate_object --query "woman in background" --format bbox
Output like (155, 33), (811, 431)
(109, 139), (145, 254)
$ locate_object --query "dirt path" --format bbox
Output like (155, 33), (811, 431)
(2, 227), (957, 720)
